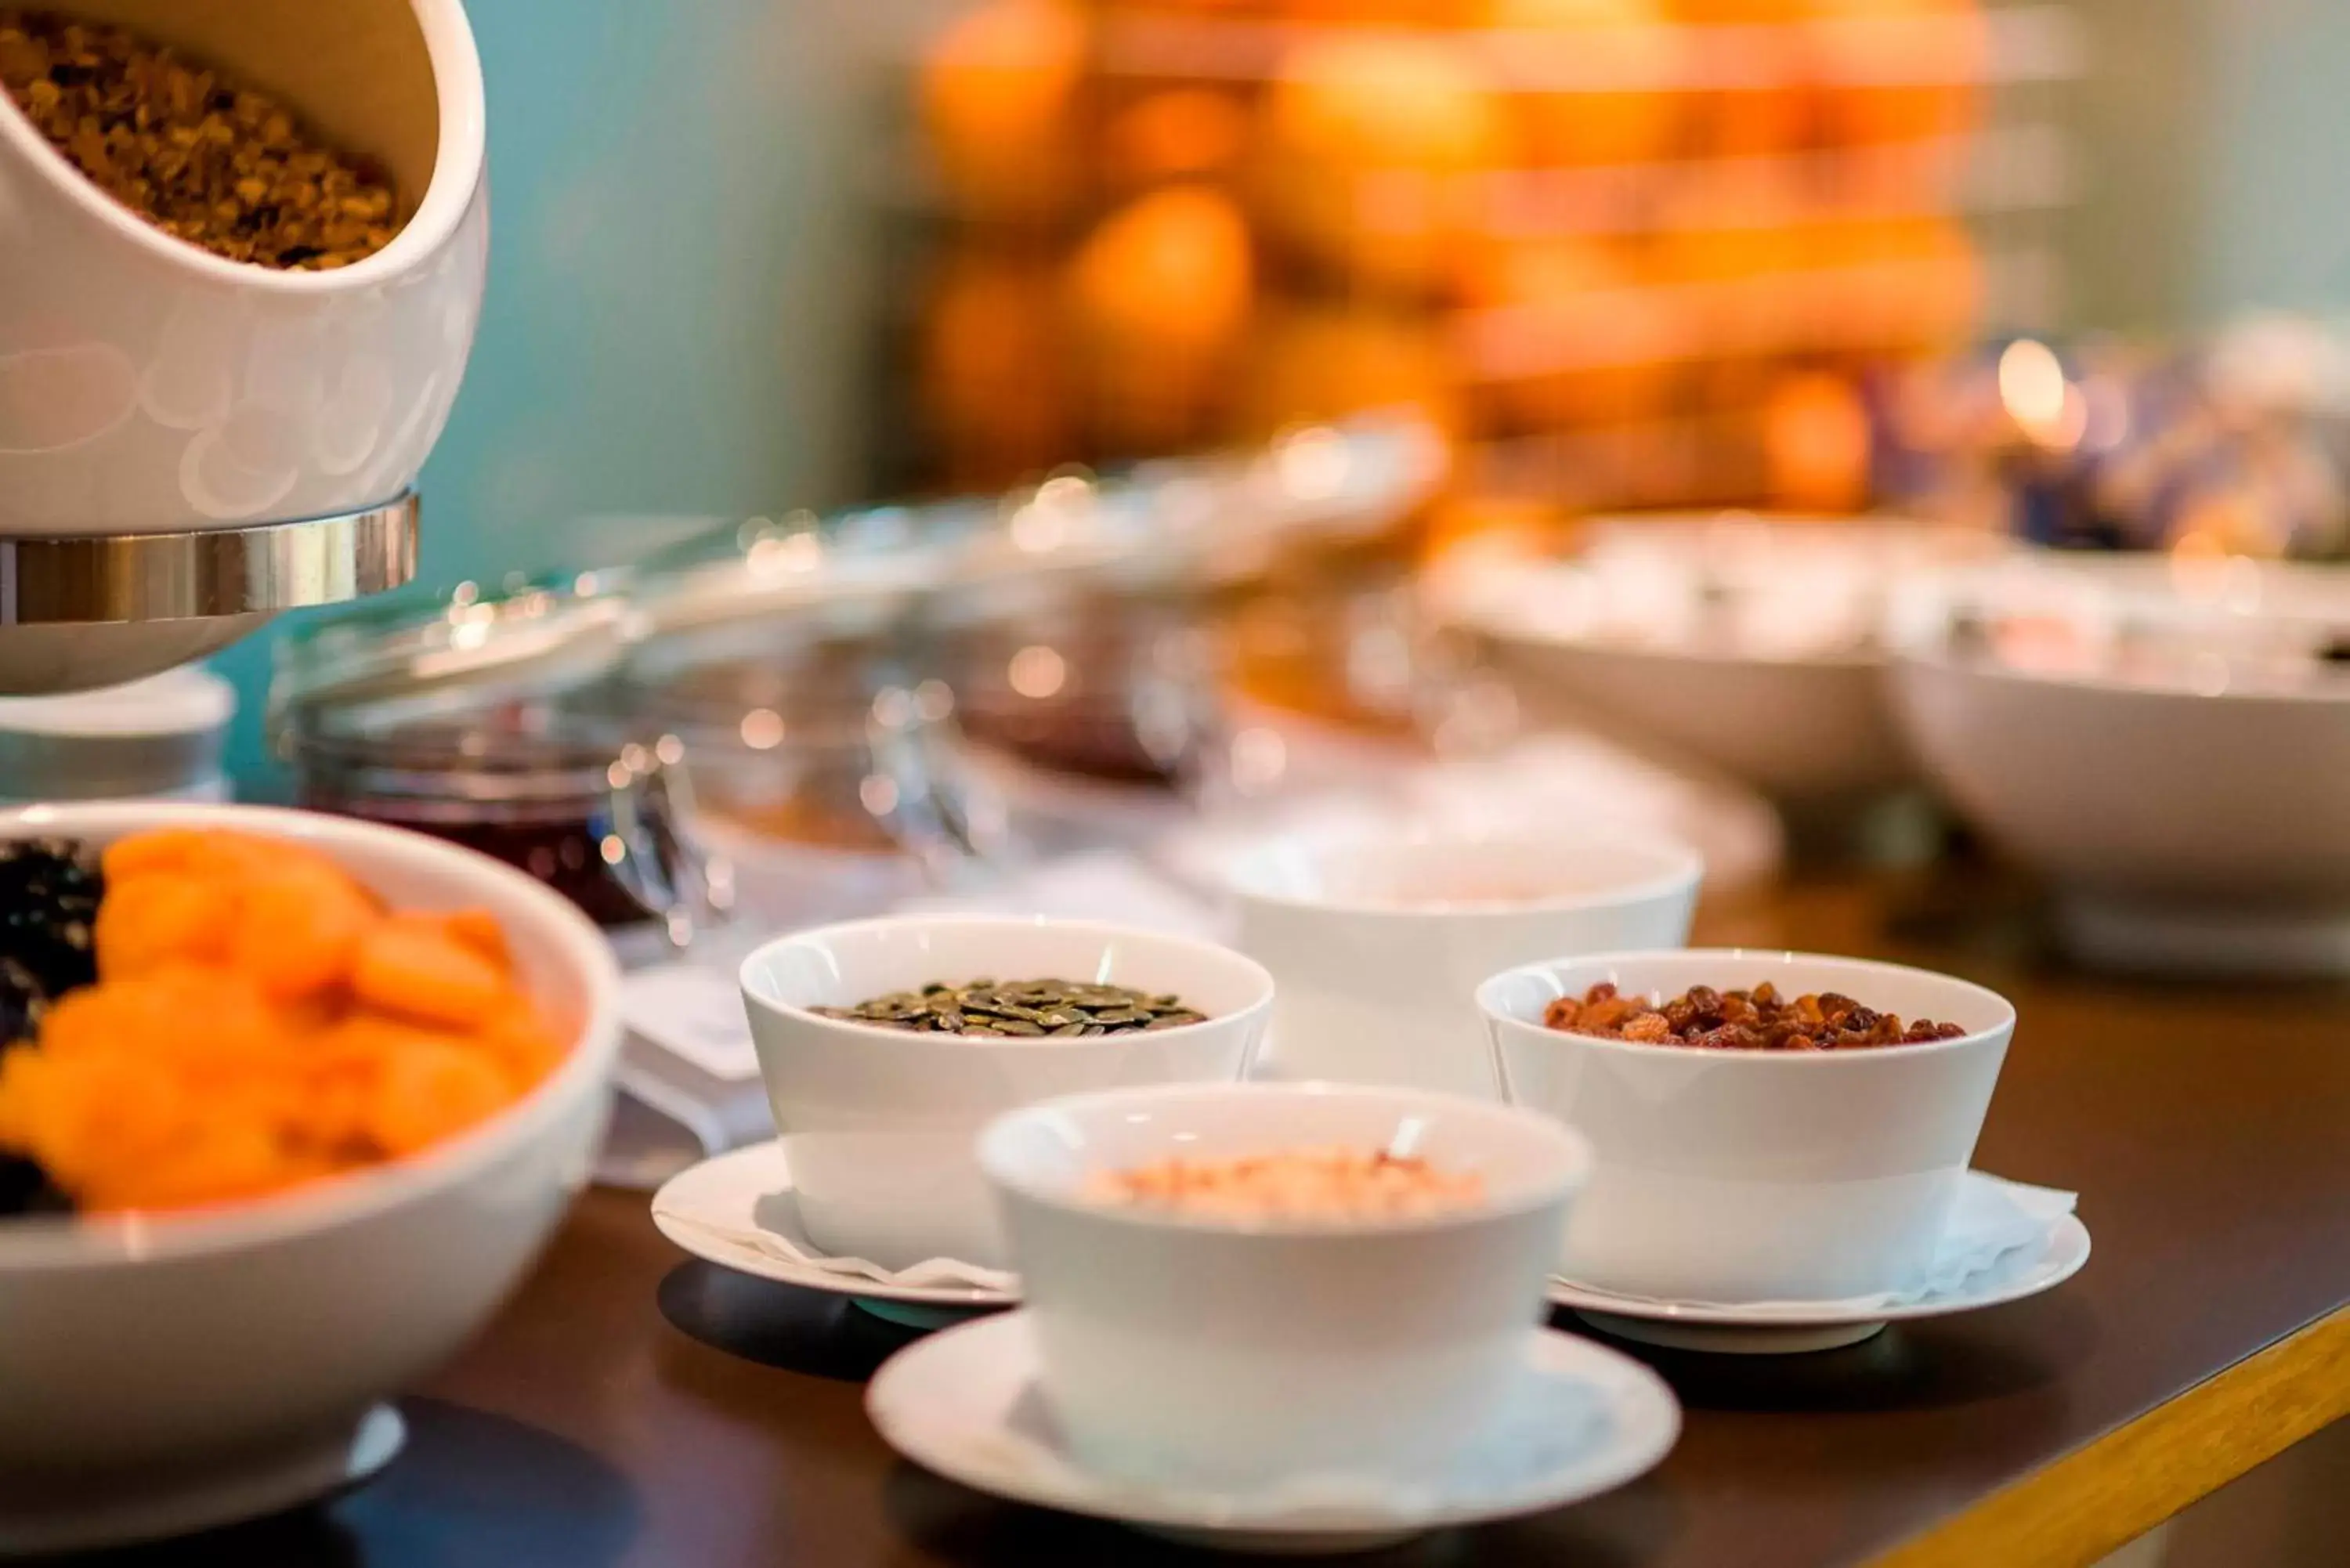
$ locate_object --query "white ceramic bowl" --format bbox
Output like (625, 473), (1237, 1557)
(1437, 516), (2007, 800)
(0, 0), (488, 535)
(1229, 828), (1701, 1100)
(978, 1082), (1590, 1487)
(1479, 949), (2013, 1302)
(739, 916), (1274, 1271)
(1890, 558), (2350, 972)
(0, 802), (621, 1538)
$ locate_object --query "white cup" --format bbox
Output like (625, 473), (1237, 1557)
(978, 1082), (1590, 1487)
(738, 916), (1274, 1271)
(1229, 830), (1702, 1100)
(1479, 949), (2015, 1302)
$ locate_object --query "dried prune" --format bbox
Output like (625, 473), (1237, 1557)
(0, 838), (103, 999)
(0, 1154), (67, 1217)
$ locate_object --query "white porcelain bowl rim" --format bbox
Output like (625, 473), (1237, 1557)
(977, 1079), (1593, 1237)
(1893, 641), (2350, 707)
(1448, 515), (2002, 671)
(738, 912), (1276, 1048)
(0, 801), (620, 1272)
(1574, 513), (1991, 547)
(0, 0), (486, 294)
(1515, 633), (1887, 674)
(1223, 828), (1705, 920)
(1477, 947), (2017, 1064)
(1889, 555), (2350, 705)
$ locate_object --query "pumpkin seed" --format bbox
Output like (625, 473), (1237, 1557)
(815, 977), (1208, 1038)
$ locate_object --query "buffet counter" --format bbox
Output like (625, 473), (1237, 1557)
(113, 866), (2349, 1568)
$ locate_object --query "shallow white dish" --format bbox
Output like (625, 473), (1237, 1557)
(867, 1313), (1678, 1555)
(1227, 826), (1701, 1100)
(739, 916), (1274, 1273)
(0, 802), (622, 1552)
(1549, 1208), (2091, 1355)
(1889, 555), (2350, 974)
(1481, 949), (2015, 1302)
(1436, 516), (2005, 800)
(649, 1140), (1013, 1329)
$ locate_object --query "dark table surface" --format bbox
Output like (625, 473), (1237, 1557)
(64, 872), (2350, 1568)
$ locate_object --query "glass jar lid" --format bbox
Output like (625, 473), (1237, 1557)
(268, 574), (634, 739)
(625, 502), (989, 650)
(935, 412), (1447, 628)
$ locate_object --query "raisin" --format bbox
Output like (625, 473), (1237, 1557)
(1543, 979), (1969, 1053)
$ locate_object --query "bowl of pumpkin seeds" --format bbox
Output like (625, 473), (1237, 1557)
(738, 916), (1275, 1271)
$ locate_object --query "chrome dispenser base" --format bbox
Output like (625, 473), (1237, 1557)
(0, 493), (419, 695)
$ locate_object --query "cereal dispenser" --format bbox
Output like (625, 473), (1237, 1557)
(0, 0), (488, 692)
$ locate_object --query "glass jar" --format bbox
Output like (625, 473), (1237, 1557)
(944, 592), (1222, 789)
(616, 516), (1007, 929)
(928, 575), (1233, 858)
(1224, 565), (1521, 765)
(269, 580), (720, 946)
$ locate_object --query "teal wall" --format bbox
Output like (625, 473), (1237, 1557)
(2058, 0), (2350, 331)
(2196, 0), (2350, 316)
(218, 0), (892, 790)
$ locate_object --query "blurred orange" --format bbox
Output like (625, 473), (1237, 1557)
(1650, 170), (1812, 356)
(1762, 367), (1872, 510)
(1423, 493), (1567, 558)
(1457, 236), (1682, 427)
(1803, 214), (1981, 352)
(1807, 0), (1984, 146)
(919, 0), (1089, 226)
(1067, 183), (1257, 453)
(1480, 0), (1687, 167)
(1668, 0), (1813, 157)
(1278, 0), (1469, 22)
(1102, 88), (1253, 193)
(1255, 35), (1509, 299)
(918, 251), (1076, 487)
(1236, 304), (1464, 442)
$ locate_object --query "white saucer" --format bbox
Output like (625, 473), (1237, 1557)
(1549, 1212), (2092, 1354)
(650, 1141), (1015, 1328)
(0, 1403), (405, 1556)
(867, 1313), (1679, 1555)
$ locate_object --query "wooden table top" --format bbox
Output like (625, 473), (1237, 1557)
(67, 872), (2350, 1568)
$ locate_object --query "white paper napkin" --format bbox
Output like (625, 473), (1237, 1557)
(650, 1201), (1018, 1295)
(1562, 1172), (2078, 1316)
(1901, 1174), (2078, 1301)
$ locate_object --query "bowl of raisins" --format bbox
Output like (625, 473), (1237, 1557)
(1477, 948), (2015, 1302)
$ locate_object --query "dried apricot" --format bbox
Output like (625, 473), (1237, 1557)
(103, 828), (276, 885)
(367, 1041), (514, 1156)
(93, 873), (235, 977)
(352, 921), (512, 1029)
(382, 909), (512, 975)
(227, 858), (378, 999)
(2, 826), (569, 1213)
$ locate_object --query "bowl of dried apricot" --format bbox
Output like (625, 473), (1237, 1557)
(0, 802), (620, 1554)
